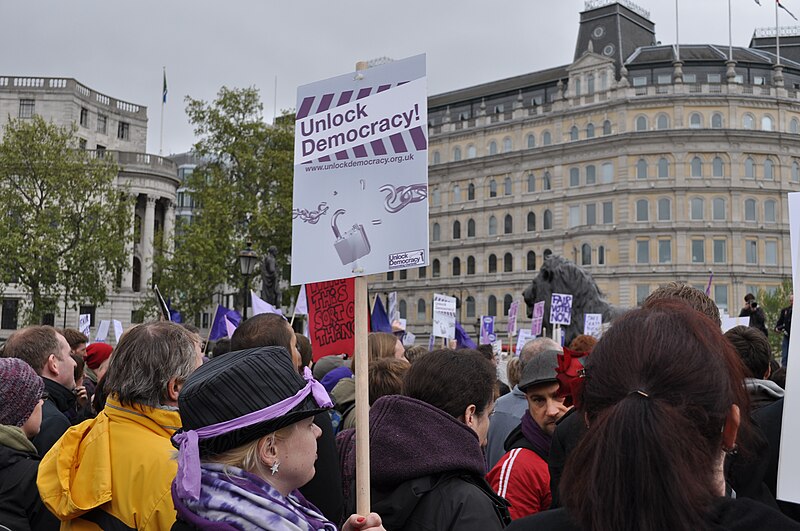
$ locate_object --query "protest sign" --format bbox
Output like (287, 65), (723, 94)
(516, 329), (534, 354)
(388, 292), (399, 323)
(433, 293), (457, 339)
(480, 316), (496, 344)
(720, 315), (748, 333)
(306, 278), (356, 362)
(531, 301), (545, 336)
(78, 314), (91, 338)
(291, 54), (428, 285)
(491, 339), (503, 357)
(584, 313), (602, 339)
(428, 333), (436, 351)
(550, 293), (573, 326)
(95, 320), (110, 342)
(112, 320), (124, 343)
(403, 331), (416, 347)
(507, 301), (519, 337)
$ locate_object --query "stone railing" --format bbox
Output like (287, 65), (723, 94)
(87, 150), (178, 180)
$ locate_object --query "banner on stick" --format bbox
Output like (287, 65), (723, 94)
(507, 301), (520, 337)
(480, 316), (496, 344)
(531, 301), (545, 336)
(433, 293), (457, 339)
(550, 293), (573, 326)
(584, 313), (602, 339)
(306, 278), (356, 362)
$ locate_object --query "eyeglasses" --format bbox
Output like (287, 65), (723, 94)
(41, 391), (50, 401)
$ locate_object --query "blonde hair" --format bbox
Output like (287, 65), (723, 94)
(506, 357), (522, 388)
(209, 423), (295, 479)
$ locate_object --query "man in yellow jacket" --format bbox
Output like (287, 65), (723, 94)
(37, 321), (203, 530)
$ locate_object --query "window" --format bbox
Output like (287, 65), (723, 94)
(690, 198), (704, 220)
(432, 259), (440, 277)
(18, 99), (34, 119)
(78, 138), (87, 150)
(468, 183), (475, 200)
(466, 297), (476, 318)
(598, 245), (606, 265)
(762, 116), (773, 131)
(543, 172), (552, 190)
(603, 120), (612, 135)
(708, 73), (722, 83)
(637, 240), (650, 264)
(586, 123), (595, 138)
(713, 239), (726, 263)
(504, 176), (512, 196)
(399, 300), (407, 319)
(504, 214), (513, 234)
(432, 223), (440, 241)
(658, 239), (672, 263)
(746, 240), (757, 264)
(467, 256), (475, 275)
(467, 145), (476, 159)
(399, 269), (407, 280)
(452, 257), (461, 276)
(433, 151), (441, 164)
(453, 147), (462, 161)
(745, 157), (755, 179)
(691, 157), (703, 177)
(602, 201), (613, 224)
(689, 113), (702, 129)
(417, 299), (426, 321)
(418, 266), (426, 279)
(581, 243), (592, 266)
(657, 74), (672, 84)
(489, 179), (498, 198)
(587, 73), (595, 94)
(745, 199), (757, 221)
(713, 157), (724, 177)
(488, 216), (498, 236)
(635, 115), (648, 131)
(636, 285), (650, 305)
(452, 185), (461, 203)
(527, 134), (536, 148)
(453, 220), (461, 239)
(570, 126), (579, 141)
(503, 137), (512, 153)
(713, 198), (726, 220)
(503, 294), (513, 316)
(117, 121), (130, 140)
(764, 159), (774, 180)
(489, 141), (498, 155)
(1, 299), (19, 330)
(658, 157), (669, 178)
(714, 285), (728, 313)
(570, 167), (580, 187)
(80, 107), (89, 128)
(636, 159), (648, 179)
(527, 251), (537, 271)
(791, 118), (799, 134)
(633, 76), (647, 87)
(527, 212), (536, 232)
(601, 162), (613, 183)
(586, 165), (596, 185)
(658, 198), (671, 221)
(712, 113), (723, 129)
(793, 161), (800, 183)
(527, 173), (536, 192)
(586, 203), (597, 225)
(691, 240), (705, 263)
(765, 200), (777, 223)
(636, 199), (649, 221)
(488, 296), (497, 317)
(743, 114), (755, 130)
(766, 241), (778, 265)
(489, 254), (497, 273)
(684, 73), (698, 83)
(656, 114), (669, 130)
(542, 131), (552, 145)
(97, 114), (107, 134)
(504, 253), (513, 272)
(432, 189), (440, 206)
(544, 209), (553, 230)
(467, 218), (476, 237)
(569, 206), (580, 227)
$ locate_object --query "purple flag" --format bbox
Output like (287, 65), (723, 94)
(209, 305), (241, 341)
(371, 295), (393, 333)
(455, 322), (477, 349)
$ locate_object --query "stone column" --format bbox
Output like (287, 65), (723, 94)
(121, 195), (137, 290)
(163, 199), (175, 257)
(142, 196), (156, 290)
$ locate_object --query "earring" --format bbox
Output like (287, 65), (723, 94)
(270, 460), (280, 475)
(722, 444), (738, 456)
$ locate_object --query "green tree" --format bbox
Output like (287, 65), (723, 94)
(156, 87), (295, 319)
(756, 278), (793, 360)
(0, 116), (132, 325)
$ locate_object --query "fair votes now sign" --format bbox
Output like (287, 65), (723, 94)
(550, 293), (573, 326)
(432, 293), (456, 339)
(291, 54), (428, 285)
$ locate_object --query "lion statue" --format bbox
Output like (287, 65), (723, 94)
(522, 255), (623, 343)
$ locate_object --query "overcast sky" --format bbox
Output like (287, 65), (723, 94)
(0, 0), (784, 155)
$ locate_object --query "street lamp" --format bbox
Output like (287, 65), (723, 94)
(238, 241), (259, 320)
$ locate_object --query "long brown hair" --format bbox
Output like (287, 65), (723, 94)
(561, 302), (749, 531)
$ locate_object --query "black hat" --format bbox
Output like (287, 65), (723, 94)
(176, 346), (329, 457)
(518, 350), (560, 392)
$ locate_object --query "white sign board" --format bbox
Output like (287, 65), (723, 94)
(550, 293), (573, 326)
(432, 293), (457, 339)
(291, 54), (429, 285)
(78, 314), (91, 338)
(403, 331), (416, 347)
(95, 320), (110, 342)
(112, 320), (124, 343)
(720, 315), (748, 333)
(584, 313), (602, 339)
(491, 339), (503, 357)
(516, 329), (534, 354)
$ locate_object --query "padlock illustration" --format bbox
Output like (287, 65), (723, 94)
(331, 209), (371, 265)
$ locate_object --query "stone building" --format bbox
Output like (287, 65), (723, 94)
(0, 76), (178, 335)
(370, 0), (800, 338)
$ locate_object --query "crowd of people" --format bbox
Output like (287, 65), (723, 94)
(0, 282), (798, 530)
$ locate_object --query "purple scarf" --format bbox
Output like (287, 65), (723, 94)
(520, 411), (552, 460)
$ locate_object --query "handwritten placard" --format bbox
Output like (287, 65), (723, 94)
(584, 313), (602, 339)
(550, 293), (573, 326)
(507, 301), (519, 337)
(307, 278), (355, 361)
(531, 301), (545, 336)
(78, 314), (91, 338)
(516, 329), (534, 354)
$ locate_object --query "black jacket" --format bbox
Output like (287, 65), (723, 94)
(0, 439), (59, 531)
(548, 408), (585, 508)
(297, 412), (344, 523)
(32, 397), (70, 457)
(739, 306), (768, 337)
(753, 398), (800, 520)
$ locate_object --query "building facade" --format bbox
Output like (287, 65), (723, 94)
(0, 76), (179, 335)
(370, 0), (800, 338)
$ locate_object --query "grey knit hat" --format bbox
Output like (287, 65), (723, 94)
(0, 357), (44, 427)
(518, 349), (560, 392)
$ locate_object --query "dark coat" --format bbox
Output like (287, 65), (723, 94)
(739, 306), (769, 337)
(753, 398), (800, 520)
(32, 397), (70, 457)
(548, 407), (585, 508)
(297, 412), (344, 523)
(0, 441), (59, 531)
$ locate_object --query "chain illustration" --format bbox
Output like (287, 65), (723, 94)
(379, 183), (428, 213)
(292, 202), (330, 224)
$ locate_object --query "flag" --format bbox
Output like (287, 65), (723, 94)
(779, 0), (798, 20)
(455, 322), (477, 349)
(225, 315), (237, 338)
(705, 272), (714, 296)
(251, 291), (284, 317)
(209, 305), (241, 341)
(162, 69), (168, 104)
(295, 284), (308, 315)
(371, 295), (393, 333)
(166, 297), (182, 323)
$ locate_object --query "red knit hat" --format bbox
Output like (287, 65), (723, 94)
(85, 342), (113, 370)
(0, 358), (44, 427)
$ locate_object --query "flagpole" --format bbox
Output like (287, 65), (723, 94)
(777, 0), (782, 65)
(203, 303), (219, 356)
(159, 66), (165, 156)
(728, 0), (733, 61)
(675, 0), (681, 62)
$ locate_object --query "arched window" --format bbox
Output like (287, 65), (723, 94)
(432, 259), (440, 277)
(603, 120), (612, 135)
(637, 159), (648, 179)
(765, 199), (777, 222)
(467, 183), (475, 200)
(467, 145), (477, 159)
(432, 151), (441, 164)
(570, 167), (580, 187)
(570, 125), (579, 141)
(527, 173), (536, 192)
(504, 253), (513, 272)
(713, 156), (724, 177)
(542, 131), (552, 145)
(743, 114), (755, 130)
(793, 161), (800, 182)
(713, 198), (726, 220)
(658, 198), (671, 221)
(452, 257), (461, 276)
(467, 256), (476, 275)
(689, 112), (702, 129)
(598, 245), (606, 265)
(527, 212), (536, 231)
(690, 197), (705, 220)
(791, 118), (799, 134)
(527, 134), (536, 148)
(658, 157), (669, 178)
(488, 216), (498, 235)
(712, 113), (723, 129)
(453, 147), (462, 161)
(586, 123), (595, 138)
(503, 294), (513, 316)
(489, 141), (498, 155)
(636, 199), (649, 221)
(489, 179), (498, 197)
(601, 162), (613, 183)
(399, 300), (407, 319)
(691, 156), (703, 177)
(762, 115), (773, 131)
(417, 299), (426, 321)
(581, 243), (592, 266)
(504, 176), (512, 195)
(503, 137), (512, 153)
(636, 115), (648, 131)
(543, 172), (552, 190)
(452, 220), (461, 239)
(466, 296), (476, 318)
(488, 295), (497, 317)
(745, 157), (755, 179)
(527, 251), (537, 271)
(452, 185), (461, 203)
(656, 114), (669, 130)
(432, 223), (440, 241)
(467, 218), (476, 237)
(543, 209), (553, 230)
(488, 254), (497, 273)
(764, 158), (774, 180)
(587, 73), (595, 95)
(745, 199), (757, 221)
(504, 214), (513, 234)
(574, 77), (582, 97)
(431, 188), (440, 206)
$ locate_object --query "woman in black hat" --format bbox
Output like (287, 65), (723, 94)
(171, 345), (384, 531)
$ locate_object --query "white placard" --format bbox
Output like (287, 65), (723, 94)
(516, 329), (534, 354)
(432, 293), (457, 339)
(491, 339), (503, 357)
(584, 313), (602, 339)
(112, 320), (124, 343)
(95, 320), (110, 342)
(403, 331), (416, 347)
(291, 54), (429, 285)
(78, 314), (91, 338)
(720, 315), (748, 333)
(550, 293), (573, 326)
